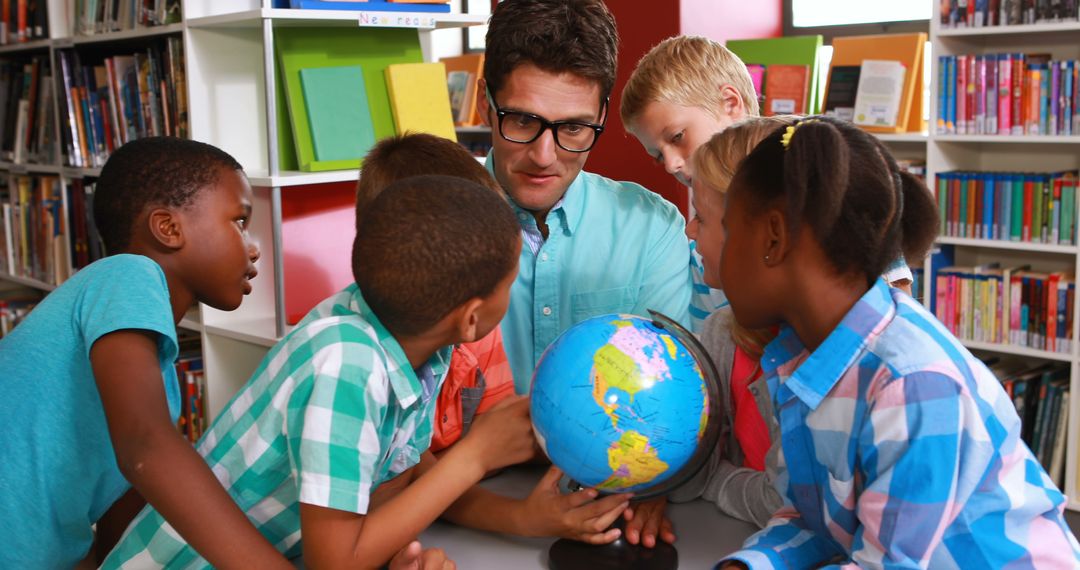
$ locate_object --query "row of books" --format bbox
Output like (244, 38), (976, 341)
(175, 334), (207, 443)
(936, 54), (1079, 136)
(934, 170), (1078, 244)
(0, 175), (71, 286)
(72, 0), (180, 36)
(0, 174), (104, 286)
(940, 0), (1080, 28)
(747, 63), (812, 117)
(442, 53), (483, 127)
(0, 0), (49, 45)
(985, 356), (1070, 488)
(933, 263), (1074, 353)
(57, 37), (189, 168)
(0, 56), (57, 165)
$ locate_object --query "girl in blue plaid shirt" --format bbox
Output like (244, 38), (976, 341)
(699, 116), (1080, 569)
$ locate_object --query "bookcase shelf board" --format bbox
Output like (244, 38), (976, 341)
(0, 39), (52, 55)
(248, 169), (361, 188)
(69, 22), (185, 45)
(936, 236), (1080, 255)
(185, 9), (487, 30)
(934, 135), (1080, 144)
(875, 132), (929, 143)
(962, 339), (1076, 362)
(937, 21), (1080, 38)
(0, 272), (57, 292)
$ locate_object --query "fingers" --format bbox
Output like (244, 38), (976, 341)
(387, 541), (423, 570)
(537, 465), (563, 490)
(420, 547), (456, 570)
(641, 505), (662, 548)
(660, 517), (677, 545)
(578, 526), (623, 545)
(572, 491), (631, 518)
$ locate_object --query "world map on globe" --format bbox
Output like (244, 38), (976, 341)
(530, 314), (710, 494)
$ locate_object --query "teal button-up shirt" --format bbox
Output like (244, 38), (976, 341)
(487, 157), (693, 393)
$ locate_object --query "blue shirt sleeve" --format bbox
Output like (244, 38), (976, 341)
(632, 200), (692, 328)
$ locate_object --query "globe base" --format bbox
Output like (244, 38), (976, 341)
(548, 520), (677, 570)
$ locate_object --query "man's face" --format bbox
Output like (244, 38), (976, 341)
(626, 100), (735, 188)
(478, 64), (604, 218)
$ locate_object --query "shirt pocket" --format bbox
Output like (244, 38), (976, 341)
(571, 286), (635, 321)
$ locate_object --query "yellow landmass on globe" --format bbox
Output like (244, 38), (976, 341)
(591, 342), (644, 428)
(661, 335), (678, 360)
(598, 430), (669, 490)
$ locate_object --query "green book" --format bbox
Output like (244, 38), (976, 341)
(726, 35), (825, 114)
(1011, 176), (1024, 241)
(300, 66), (376, 163)
(1061, 178), (1075, 245)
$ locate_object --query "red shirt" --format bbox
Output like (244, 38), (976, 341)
(429, 326), (515, 452)
(730, 345), (771, 471)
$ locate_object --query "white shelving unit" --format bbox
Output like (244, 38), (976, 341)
(926, 18), (1080, 510)
(0, 0), (486, 420)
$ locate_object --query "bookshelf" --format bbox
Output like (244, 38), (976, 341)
(926, 17), (1080, 510)
(0, 1), (486, 420)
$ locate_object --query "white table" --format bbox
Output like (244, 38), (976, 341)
(417, 466), (758, 569)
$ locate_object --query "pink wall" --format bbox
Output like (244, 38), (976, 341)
(680, 0), (783, 43)
(587, 0), (783, 214)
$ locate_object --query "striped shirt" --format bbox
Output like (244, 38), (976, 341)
(689, 239), (728, 332)
(722, 279), (1080, 569)
(102, 284), (451, 568)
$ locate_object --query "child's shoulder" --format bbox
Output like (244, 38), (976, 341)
(75, 254), (165, 286)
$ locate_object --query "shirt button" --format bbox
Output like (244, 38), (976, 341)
(541, 252), (549, 262)
(518, 212), (529, 221)
(542, 306), (552, 316)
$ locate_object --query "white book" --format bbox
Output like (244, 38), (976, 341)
(2, 203), (14, 275)
(853, 60), (906, 129)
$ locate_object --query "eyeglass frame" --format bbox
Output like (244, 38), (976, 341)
(484, 88), (608, 153)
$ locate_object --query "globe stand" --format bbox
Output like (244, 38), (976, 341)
(548, 518), (677, 570)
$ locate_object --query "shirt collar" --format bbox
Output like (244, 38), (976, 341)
(761, 279), (895, 410)
(346, 284), (451, 409)
(485, 152), (585, 236)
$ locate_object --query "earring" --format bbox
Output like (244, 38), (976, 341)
(763, 255), (770, 262)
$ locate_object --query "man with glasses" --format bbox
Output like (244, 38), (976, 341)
(478, 0), (693, 396)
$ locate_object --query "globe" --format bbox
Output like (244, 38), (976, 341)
(529, 312), (721, 497)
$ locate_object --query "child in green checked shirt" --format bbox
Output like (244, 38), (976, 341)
(102, 175), (535, 569)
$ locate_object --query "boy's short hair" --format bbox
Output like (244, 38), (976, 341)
(94, 136), (243, 253)
(484, 0), (618, 103)
(353, 175), (519, 337)
(621, 35), (760, 127)
(356, 133), (501, 229)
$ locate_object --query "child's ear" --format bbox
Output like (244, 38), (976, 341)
(718, 84), (746, 121)
(762, 209), (787, 266)
(476, 78), (492, 127)
(453, 297), (486, 343)
(147, 207), (185, 251)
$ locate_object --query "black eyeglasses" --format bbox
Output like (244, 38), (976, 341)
(486, 89), (607, 153)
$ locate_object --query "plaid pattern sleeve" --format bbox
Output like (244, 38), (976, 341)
(101, 285), (447, 569)
(720, 280), (1080, 569)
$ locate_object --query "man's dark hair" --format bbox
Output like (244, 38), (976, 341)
(484, 0), (618, 103)
(93, 136), (244, 253)
(731, 116), (939, 284)
(353, 175), (519, 337)
(356, 133), (502, 230)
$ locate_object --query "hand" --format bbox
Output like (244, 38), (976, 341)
(461, 396), (535, 472)
(622, 496), (675, 548)
(517, 466), (631, 544)
(388, 541), (456, 570)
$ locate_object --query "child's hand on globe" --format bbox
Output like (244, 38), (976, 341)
(515, 466), (632, 543)
(622, 496), (676, 547)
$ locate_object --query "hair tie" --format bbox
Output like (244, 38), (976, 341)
(779, 118), (821, 151)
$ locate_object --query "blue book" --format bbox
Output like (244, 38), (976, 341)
(945, 56), (956, 134)
(289, 0), (452, 12)
(983, 173), (995, 240)
(999, 173), (1012, 242)
(1050, 60), (1061, 135)
(938, 56), (949, 133)
(1039, 64), (1050, 135)
(1063, 61), (1073, 136)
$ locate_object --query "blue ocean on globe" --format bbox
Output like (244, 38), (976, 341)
(529, 314), (709, 494)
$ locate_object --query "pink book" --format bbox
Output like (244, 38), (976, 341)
(966, 54), (977, 134)
(998, 54), (1012, 134)
(957, 55), (968, 135)
(746, 63), (765, 103)
(975, 55), (986, 134)
(1010, 273), (1023, 344)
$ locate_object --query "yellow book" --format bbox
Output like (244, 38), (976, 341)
(384, 62), (457, 141)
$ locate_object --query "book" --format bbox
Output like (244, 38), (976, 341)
(275, 26), (423, 171)
(745, 63), (765, 108)
(853, 60), (907, 129)
(829, 33), (926, 133)
(440, 53), (484, 126)
(823, 65), (860, 122)
(298, 65), (376, 164)
(763, 64), (810, 115)
(384, 62), (457, 141)
(726, 36), (824, 114)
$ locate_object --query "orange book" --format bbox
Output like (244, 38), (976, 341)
(763, 64), (810, 116)
(828, 33), (927, 133)
(440, 53), (484, 126)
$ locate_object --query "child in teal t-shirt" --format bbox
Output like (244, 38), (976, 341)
(0, 137), (291, 568)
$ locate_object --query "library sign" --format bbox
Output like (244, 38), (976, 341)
(356, 12), (438, 29)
